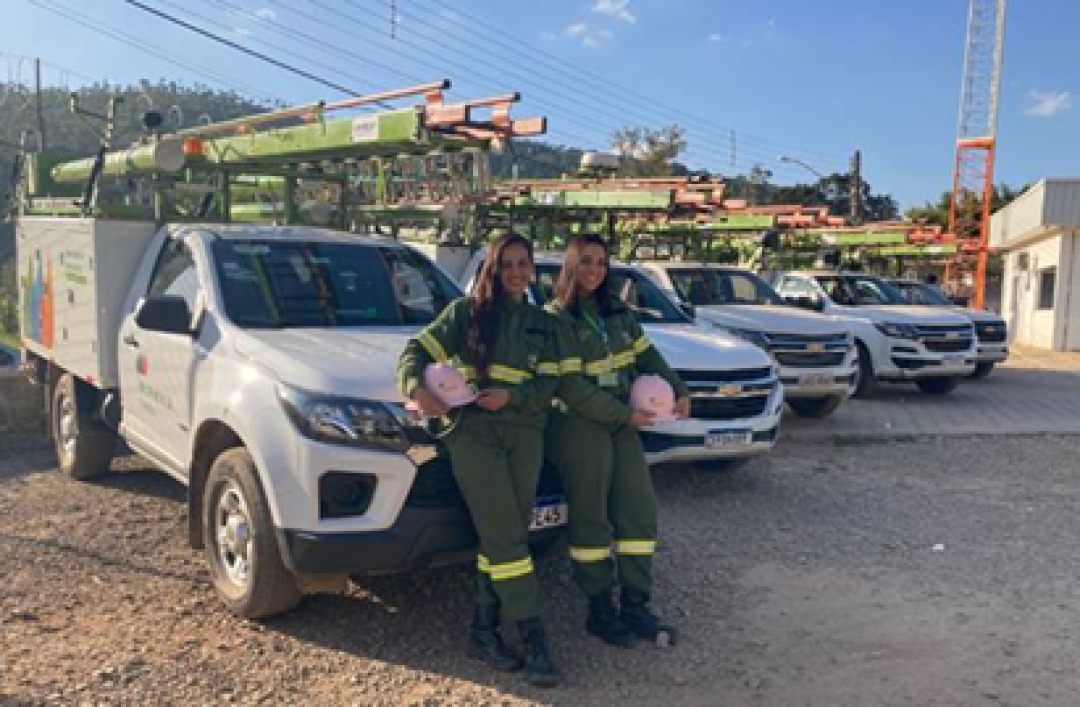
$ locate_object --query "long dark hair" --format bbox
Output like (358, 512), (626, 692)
(468, 233), (534, 380)
(554, 233), (613, 316)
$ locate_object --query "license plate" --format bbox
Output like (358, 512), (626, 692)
(799, 373), (834, 386)
(942, 353), (966, 365)
(529, 496), (568, 531)
(705, 429), (752, 449)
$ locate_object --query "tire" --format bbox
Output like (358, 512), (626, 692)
(915, 377), (960, 395)
(203, 447), (301, 619)
(788, 396), (844, 419)
(52, 373), (116, 480)
(852, 341), (877, 398)
(969, 362), (995, 379)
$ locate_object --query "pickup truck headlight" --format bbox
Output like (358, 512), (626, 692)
(712, 324), (770, 350)
(278, 384), (413, 453)
(874, 322), (920, 340)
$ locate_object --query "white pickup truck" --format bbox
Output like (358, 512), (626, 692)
(637, 261), (856, 418)
(458, 252), (784, 465)
(17, 218), (567, 618)
(771, 271), (976, 396)
(887, 278), (1008, 379)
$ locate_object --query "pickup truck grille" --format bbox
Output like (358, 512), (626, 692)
(407, 452), (563, 507)
(690, 395), (770, 420)
(975, 322), (1007, 343)
(923, 338), (971, 353)
(675, 367), (773, 384)
(774, 351), (846, 367)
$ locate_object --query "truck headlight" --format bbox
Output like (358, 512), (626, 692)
(713, 324), (770, 350)
(874, 322), (920, 340)
(278, 383), (412, 453)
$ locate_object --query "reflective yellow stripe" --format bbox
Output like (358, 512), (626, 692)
(488, 364), (533, 384)
(537, 362), (560, 376)
(633, 336), (651, 354)
(569, 546), (612, 562)
(455, 364), (477, 382)
(583, 349), (636, 376)
(559, 357), (583, 374)
(418, 331), (449, 362)
(477, 555), (491, 572)
(488, 557), (534, 581)
(613, 540), (657, 555)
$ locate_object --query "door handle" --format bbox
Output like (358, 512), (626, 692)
(123, 334), (139, 349)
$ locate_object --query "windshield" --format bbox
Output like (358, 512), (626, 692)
(815, 275), (907, 306)
(533, 264), (689, 323)
(668, 268), (785, 306)
(894, 282), (952, 306)
(212, 239), (460, 328)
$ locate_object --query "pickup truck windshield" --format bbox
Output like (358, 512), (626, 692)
(668, 268), (785, 306)
(533, 264), (689, 323)
(815, 275), (907, 306)
(213, 240), (460, 327)
(894, 282), (953, 306)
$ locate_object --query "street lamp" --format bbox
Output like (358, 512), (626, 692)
(778, 155), (824, 179)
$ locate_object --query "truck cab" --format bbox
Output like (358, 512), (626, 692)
(19, 218), (565, 618)
(772, 270), (976, 396)
(637, 261), (856, 418)
(887, 278), (1008, 379)
(458, 251), (784, 465)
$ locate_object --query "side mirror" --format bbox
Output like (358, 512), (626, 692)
(136, 296), (193, 335)
(785, 295), (823, 312)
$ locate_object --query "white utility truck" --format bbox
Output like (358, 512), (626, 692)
(887, 278), (1008, 379)
(18, 218), (567, 618)
(460, 252), (785, 465)
(772, 271), (976, 396)
(638, 261), (856, 418)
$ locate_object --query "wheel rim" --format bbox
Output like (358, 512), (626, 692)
(214, 481), (254, 590)
(58, 393), (77, 465)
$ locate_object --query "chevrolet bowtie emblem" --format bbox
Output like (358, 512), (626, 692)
(715, 385), (743, 396)
(807, 343), (825, 352)
(946, 332), (959, 340)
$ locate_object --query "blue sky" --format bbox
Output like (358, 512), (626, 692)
(3, 0), (1078, 211)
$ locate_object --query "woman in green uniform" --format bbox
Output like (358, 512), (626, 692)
(397, 234), (561, 687)
(546, 233), (690, 648)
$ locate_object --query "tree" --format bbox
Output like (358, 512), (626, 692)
(905, 183), (1027, 229)
(610, 125), (687, 177)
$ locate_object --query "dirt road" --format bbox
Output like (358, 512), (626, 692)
(3, 432), (1079, 706)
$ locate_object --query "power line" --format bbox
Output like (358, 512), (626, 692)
(123, 0), (384, 103)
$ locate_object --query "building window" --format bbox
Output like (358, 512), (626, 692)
(1038, 267), (1056, 310)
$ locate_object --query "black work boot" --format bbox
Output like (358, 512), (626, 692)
(469, 604), (523, 672)
(620, 587), (677, 647)
(516, 617), (560, 688)
(585, 591), (636, 648)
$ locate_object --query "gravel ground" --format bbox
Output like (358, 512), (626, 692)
(3, 431), (1080, 706)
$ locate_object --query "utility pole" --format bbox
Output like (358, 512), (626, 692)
(849, 149), (861, 224)
(35, 58), (47, 150)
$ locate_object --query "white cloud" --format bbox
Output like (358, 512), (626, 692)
(232, 26), (252, 37)
(1026, 90), (1072, 117)
(562, 21), (611, 47)
(565, 22), (588, 37)
(253, 8), (276, 21)
(593, 0), (635, 23)
(708, 32), (724, 42)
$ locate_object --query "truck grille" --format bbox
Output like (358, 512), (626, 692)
(690, 395), (770, 420)
(675, 367), (773, 384)
(774, 351), (846, 368)
(975, 322), (1007, 343)
(406, 452), (563, 507)
(923, 338), (971, 353)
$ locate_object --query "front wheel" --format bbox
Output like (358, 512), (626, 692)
(52, 373), (116, 480)
(852, 342), (877, 398)
(787, 396), (844, 418)
(969, 362), (995, 379)
(203, 448), (301, 619)
(915, 377), (960, 395)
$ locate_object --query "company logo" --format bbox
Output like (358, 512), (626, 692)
(807, 343), (825, 352)
(714, 385), (743, 397)
(136, 354), (149, 378)
(946, 332), (960, 340)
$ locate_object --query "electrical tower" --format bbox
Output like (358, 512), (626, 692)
(946, 0), (1006, 309)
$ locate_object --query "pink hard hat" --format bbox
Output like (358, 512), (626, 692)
(424, 362), (477, 407)
(630, 374), (677, 424)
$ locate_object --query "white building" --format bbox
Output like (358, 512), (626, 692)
(990, 179), (1080, 351)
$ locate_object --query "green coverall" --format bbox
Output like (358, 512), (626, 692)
(545, 296), (690, 598)
(397, 296), (563, 622)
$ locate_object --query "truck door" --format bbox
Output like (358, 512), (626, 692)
(118, 238), (202, 470)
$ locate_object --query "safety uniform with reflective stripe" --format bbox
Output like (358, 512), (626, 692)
(546, 296), (688, 597)
(397, 295), (562, 621)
